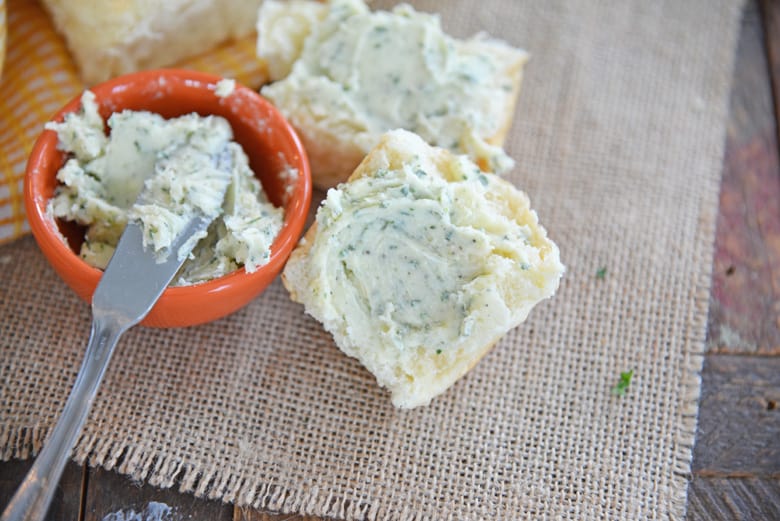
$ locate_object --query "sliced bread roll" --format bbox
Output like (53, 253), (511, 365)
(258, 0), (528, 189)
(282, 130), (564, 408)
(41, 0), (262, 84)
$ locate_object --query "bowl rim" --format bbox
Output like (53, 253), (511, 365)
(24, 68), (312, 302)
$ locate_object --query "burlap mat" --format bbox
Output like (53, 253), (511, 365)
(0, 1), (743, 519)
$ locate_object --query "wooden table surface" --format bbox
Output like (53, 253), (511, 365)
(2, 1), (779, 519)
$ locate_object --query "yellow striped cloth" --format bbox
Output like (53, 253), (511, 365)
(0, 0), (268, 244)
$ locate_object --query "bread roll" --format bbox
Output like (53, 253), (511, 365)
(41, 0), (262, 84)
(282, 130), (564, 408)
(258, 0), (528, 190)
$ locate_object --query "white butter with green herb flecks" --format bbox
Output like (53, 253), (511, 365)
(303, 147), (540, 357)
(318, 178), (492, 352)
(215, 78), (236, 98)
(259, 0), (526, 175)
(46, 90), (284, 285)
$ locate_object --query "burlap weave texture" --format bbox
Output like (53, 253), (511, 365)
(0, 1), (743, 519)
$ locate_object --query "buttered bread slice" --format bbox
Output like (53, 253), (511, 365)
(282, 130), (564, 408)
(41, 0), (262, 84)
(258, 0), (528, 189)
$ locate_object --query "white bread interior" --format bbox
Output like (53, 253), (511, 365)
(41, 0), (262, 84)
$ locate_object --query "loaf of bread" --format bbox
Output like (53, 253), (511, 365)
(40, 0), (262, 84)
(258, 0), (528, 189)
(282, 130), (564, 408)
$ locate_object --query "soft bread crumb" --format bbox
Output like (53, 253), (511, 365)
(283, 130), (564, 408)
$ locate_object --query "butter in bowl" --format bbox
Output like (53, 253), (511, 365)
(24, 69), (312, 328)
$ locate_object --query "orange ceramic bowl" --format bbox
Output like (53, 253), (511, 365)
(24, 69), (311, 328)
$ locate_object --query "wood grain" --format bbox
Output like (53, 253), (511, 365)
(760, 0), (780, 149)
(687, 477), (780, 521)
(686, 353), (780, 520)
(0, 460), (85, 520)
(690, 7), (780, 519)
(691, 355), (780, 476)
(707, 0), (780, 355)
(82, 466), (232, 521)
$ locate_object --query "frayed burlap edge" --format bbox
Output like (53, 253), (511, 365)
(0, 425), (396, 520)
(666, 3), (745, 517)
(80, 436), (390, 520)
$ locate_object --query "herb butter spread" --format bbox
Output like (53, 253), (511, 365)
(215, 78), (236, 98)
(46, 90), (284, 286)
(258, 0), (527, 188)
(283, 130), (564, 408)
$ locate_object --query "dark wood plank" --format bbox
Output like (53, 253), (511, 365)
(234, 506), (325, 521)
(707, 0), (780, 355)
(687, 477), (780, 521)
(0, 459), (86, 520)
(687, 351), (780, 519)
(692, 355), (780, 476)
(760, 0), (780, 149)
(690, 1), (780, 517)
(83, 466), (232, 521)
